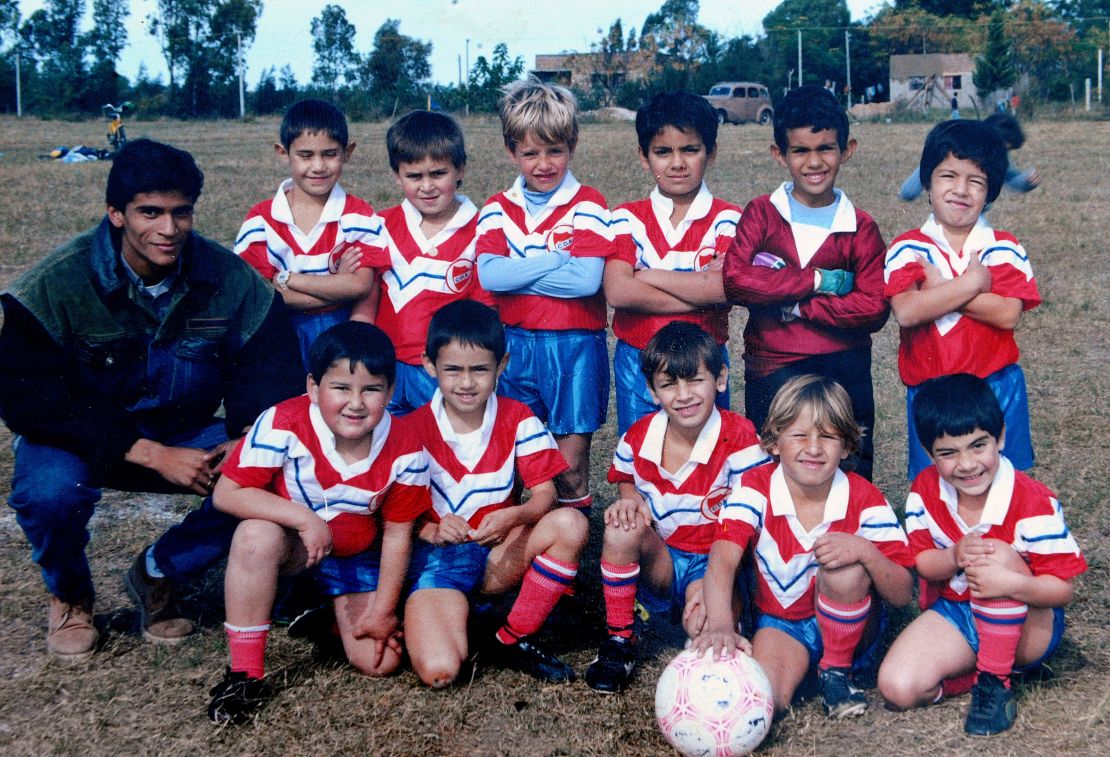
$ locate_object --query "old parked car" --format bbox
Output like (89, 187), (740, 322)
(704, 82), (773, 125)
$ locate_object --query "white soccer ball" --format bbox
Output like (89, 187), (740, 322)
(655, 647), (774, 757)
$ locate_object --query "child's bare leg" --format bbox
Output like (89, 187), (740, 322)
(974, 539), (1053, 668)
(334, 591), (403, 677)
(553, 432), (593, 511)
(483, 507), (589, 593)
(878, 610), (976, 709)
(598, 522), (670, 638)
(752, 627), (811, 713)
(404, 588), (470, 688)
(225, 519), (303, 627)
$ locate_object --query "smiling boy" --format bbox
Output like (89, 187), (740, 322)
(884, 119), (1041, 479)
(878, 374), (1085, 735)
(636, 86), (888, 479)
(605, 91), (741, 435)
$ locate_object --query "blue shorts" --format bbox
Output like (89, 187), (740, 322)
(499, 327), (609, 436)
(389, 361), (438, 417)
(756, 605), (889, 674)
(929, 597), (1065, 673)
(614, 339), (731, 437)
(289, 307), (351, 371)
(315, 549), (380, 597)
(406, 539), (490, 594)
(638, 546), (709, 623)
(907, 363), (1034, 480)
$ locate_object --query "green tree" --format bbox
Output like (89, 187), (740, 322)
(895, 0), (1008, 19)
(19, 0), (86, 111)
(639, 0), (716, 88)
(0, 0), (20, 113)
(149, 0), (263, 117)
(468, 42), (524, 112)
(83, 0), (130, 106)
(361, 19), (431, 116)
(762, 0), (851, 93)
(311, 4), (359, 92)
(973, 7), (1017, 97)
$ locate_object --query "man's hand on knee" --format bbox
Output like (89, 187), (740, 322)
(125, 438), (217, 495)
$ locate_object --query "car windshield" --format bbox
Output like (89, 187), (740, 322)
(709, 86), (730, 96)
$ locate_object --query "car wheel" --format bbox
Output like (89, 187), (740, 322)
(717, 110), (728, 125)
(759, 109), (772, 125)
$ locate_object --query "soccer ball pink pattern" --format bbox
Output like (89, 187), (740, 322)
(655, 648), (774, 757)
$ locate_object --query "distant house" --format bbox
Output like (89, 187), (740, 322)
(532, 51), (653, 92)
(889, 53), (1001, 109)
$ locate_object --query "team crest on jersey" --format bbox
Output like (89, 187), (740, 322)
(545, 225), (574, 252)
(695, 246), (718, 271)
(700, 486), (731, 520)
(445, 259), (474, 293)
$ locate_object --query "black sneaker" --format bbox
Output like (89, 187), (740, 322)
(818, 666), (868, 718)
(493, 637), (575, 683)
(585, 635), (637, 693)
(208, 668), (273, 725)
(964, 673), (1016, 736)
(286, 603), (336, 642)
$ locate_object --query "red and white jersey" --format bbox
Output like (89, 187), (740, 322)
(234, 180), (382, 283)
(884, 215), (1040, 386)
(409, 392), (568, 528)
(362, 197), (492, 365)
(475, 172), (612, 331)
(610, 185), (740, 348)
(221, 395), (431, 544)
(608, 408), (768, 554)
(904, 457), (1086, 604)
(717, 463), (913, 621)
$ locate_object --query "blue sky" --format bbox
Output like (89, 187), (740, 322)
(20, 0), (888, 86)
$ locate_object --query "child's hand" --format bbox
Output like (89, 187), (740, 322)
(435, 514), (471, 546)
(603, 498), (651, 531)
(681, 586), (707, 639)
(468, 508), (519, 547)
(954, 532), (995, 570)
(813, 532), (871, 570)
(919, 260), (946, 288)
(964, 555), (1019, 600)
(964, 252), (992, 294)
(691, 624), (753, 661)
(329, 245), (363, 274)
(298, 513), (334, 568)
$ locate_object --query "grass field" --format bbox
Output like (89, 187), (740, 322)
(0, 114), (1107, 756)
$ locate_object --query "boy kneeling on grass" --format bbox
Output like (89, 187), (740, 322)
(207, 322), (430, 724)
(878, 373), (1086, 736)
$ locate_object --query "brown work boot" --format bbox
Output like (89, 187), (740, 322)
(47, 595), (98, 662)
(124, 550), (194, 644)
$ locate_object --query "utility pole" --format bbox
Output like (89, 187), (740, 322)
(237, 32), (245, 119)
(797, 30), (803, 87)
(15, 48), (21, 117)
(845, 30), (852, 108)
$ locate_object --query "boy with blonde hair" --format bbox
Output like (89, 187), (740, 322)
(476, 80), (613, 515)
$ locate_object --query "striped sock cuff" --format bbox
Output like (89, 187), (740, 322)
(970, 598), (1029, 625)
(224, 622), (272, 635)
(601, 560), (640, 587)
(532, 553), (578, 587)
(558, 494), (593, 510)
(816, 594), (872, 624)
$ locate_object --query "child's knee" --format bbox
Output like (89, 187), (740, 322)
(548, 507), (589, 549)
(229, 520), (287, 563)
(413, 652), (463, 689)
(348, 648), (402, 677)
(877, 664), (928, 710)
(602, 519), (644, 551)
(816, 562), (870, 600)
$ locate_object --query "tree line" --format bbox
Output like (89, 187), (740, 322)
(0, 0), (1105, 119)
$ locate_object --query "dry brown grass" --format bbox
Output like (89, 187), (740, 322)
(0, 116), (1107, 755)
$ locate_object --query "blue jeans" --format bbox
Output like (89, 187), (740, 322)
(8, 421), (241, 603)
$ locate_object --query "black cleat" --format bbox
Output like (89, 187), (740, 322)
(208, 668), (273, 725)
(493, 637), (575, 683)
(818, 666), (868, 718)
(585, 635), (637, 693)
(964, 673), (1016, 736)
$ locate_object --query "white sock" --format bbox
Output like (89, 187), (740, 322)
(145, 547), (165, 579)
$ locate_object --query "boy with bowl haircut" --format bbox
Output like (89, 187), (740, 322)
(235, 99), (379, 366)
(360, 110), (491, 416)
(885, 119), (1040, 480)
(475, 79), (613, 515)
(207, 322), (430, 724)
(585, 323), (768, 693)
(605, 91), (741, 435)
(878, 374), (1085, 736)
(404, 300), (588, 685)
(696, 375), (914, 719)
(636, 86), (888, 480)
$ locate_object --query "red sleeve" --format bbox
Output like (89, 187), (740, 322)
(219, 436), (283, 491)
(797, 214), (890, 332)
(990, 266), (1041, 311)
(722, 200), (819, 305)
(714, 518), (755, 549)
(380, 482), (431, 522)
(518, 448), (570, 490)
(606, 465), (634, 485)
(611, 229), (637, 266)
(475, 198), (510, 258)
(884, 262), (926, 299)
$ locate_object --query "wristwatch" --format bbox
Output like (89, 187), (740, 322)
(274, 270), (291, 290)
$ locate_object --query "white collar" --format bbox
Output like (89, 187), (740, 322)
(640, 406), (722, 475)
(769, 182), (857, 232)
(649, 182), (713, 227)
(271, 178), (348, 228)
(430, 388), (497, 457)
(503, 171), (581, 213)
(308, 400), (385, 476)
(937, 455), (1016, 531)
(768, 463), (850, 522)
(920, 213), (994, 255)
(400, 194), (478, 245)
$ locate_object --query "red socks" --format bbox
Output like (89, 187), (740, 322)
(496, 554), (578, 645)
(601, 560), (640, 639)
(816, 594), (872, 670)
(225, 622), (270, 679)
(971, 597), (1028, 686)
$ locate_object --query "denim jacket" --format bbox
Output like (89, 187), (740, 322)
(0, 218), (304, 477)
